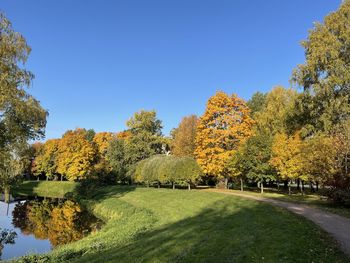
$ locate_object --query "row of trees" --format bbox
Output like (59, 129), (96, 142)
(30, 110), (168, 183)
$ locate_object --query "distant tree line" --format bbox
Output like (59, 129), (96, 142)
(2, 2), (350, 205)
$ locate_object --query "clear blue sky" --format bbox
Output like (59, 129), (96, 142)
(1, 0), (342, 139)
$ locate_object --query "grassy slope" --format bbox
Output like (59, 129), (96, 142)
(14, 184), (349, 263)
(12, 181), (79, 198)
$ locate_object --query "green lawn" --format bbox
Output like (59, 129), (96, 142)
(12, 181), (79, 198)
(13, 183), (349, 263)
(227, 189), (350, 218)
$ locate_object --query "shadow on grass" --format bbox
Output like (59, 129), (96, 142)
(76, 197), (347, 263)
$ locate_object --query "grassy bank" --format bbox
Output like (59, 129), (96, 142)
(12, 181), (79, 198)
(10, 183), (348, 263)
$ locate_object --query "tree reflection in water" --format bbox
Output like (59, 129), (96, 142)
(0, 228), (17, 260)
(12, 198), (101, 247)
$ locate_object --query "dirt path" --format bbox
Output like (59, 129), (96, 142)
(207, 189), (350, 256)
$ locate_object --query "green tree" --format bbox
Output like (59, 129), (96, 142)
(229, 131), (276, 193)
(247, 92), (267, 118)
(292, 1), (350, 134)
(0, 13), (47, 193)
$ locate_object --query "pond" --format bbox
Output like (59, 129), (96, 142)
(0, 195), (101, 261)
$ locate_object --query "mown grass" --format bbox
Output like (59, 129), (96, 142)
(11, 183), (349, 263)
(12, 181), (79, 198)
(226, 189), (350, 218)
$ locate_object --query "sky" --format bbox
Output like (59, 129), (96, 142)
(1, 0), (342, 139)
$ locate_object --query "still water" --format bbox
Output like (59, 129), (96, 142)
(0, 196), (101, 261)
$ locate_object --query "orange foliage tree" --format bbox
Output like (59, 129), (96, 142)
(195, 91), (254, 185)
(171, 115), (198, 157)
(93, 132), (115, 157)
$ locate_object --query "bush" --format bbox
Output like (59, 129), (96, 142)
(325, 189), (350, 207)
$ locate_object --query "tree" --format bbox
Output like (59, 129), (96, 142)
(270, 132), (305, 194)
(106, 139), (127, 182)
(301, 134), (337, 188)
(93, 132), (115, 158)
(171, 115), (198, 157)
(247, 92), (267, 118)
(229, 131), (276, 193)
(124, 110), (164, 171)
(133, 155), (202, 189)
(32, 139), (60, 180)
(0, 228), (17, 260)
(332, 120), (350, 189)
(292, 1), (350, 134)
(0, 13), (47, 193)
(194, 91), (254, 186)
(56, 129), (96, 181)
(254, 86), (297, 135)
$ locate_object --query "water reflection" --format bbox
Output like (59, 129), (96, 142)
(0, 197), (101, 260)
(12, 198), (100, 248)
(0, 228), (17, 260)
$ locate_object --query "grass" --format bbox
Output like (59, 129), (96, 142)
(12, 181), (79, 198)
(226, 188), (350, 218)
(10, 182), (349, 263)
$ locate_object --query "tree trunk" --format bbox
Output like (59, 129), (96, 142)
(284, 180), (288, 189)
(261, 181), (264, 194)
(37, 176), (39, 181)
(301, 180), (305, 195)
(172, 182), (175, 190)
(158, 182), (160, 189)
(224, 178), (228, 189)
(297, 179), (300, 191)
(316, 181), (319, 191)
(188, 184), (191, 190)
(4, 187), (10, 203)
(310, 181), (314, 192)
(288, 180), (291, 195)
(61, 175), (63, 181)
(240, 177), (244, 191)
(46, 176), (48, 181)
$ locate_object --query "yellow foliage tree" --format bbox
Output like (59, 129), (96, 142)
(195, 91), (254, 184)
(56, 129), (96, 181)
(270, 132), (305, 194)
(32, 139), (60, 180)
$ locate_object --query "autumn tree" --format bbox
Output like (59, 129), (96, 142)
(270, 132), (305, 194)
(0, 13), (47, 194)
(301, 134), (337, 189)
(93, 132), (115, 157)
(32, 139), (60, 180)
(254, 86), (297, 135)
(171, 115), (198, 157)
(292, 1), (350, 134)
(195, 91), (254, 187)
(56, 129), (96, 181)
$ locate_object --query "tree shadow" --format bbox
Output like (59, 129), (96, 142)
(77, 198), (347, 263)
